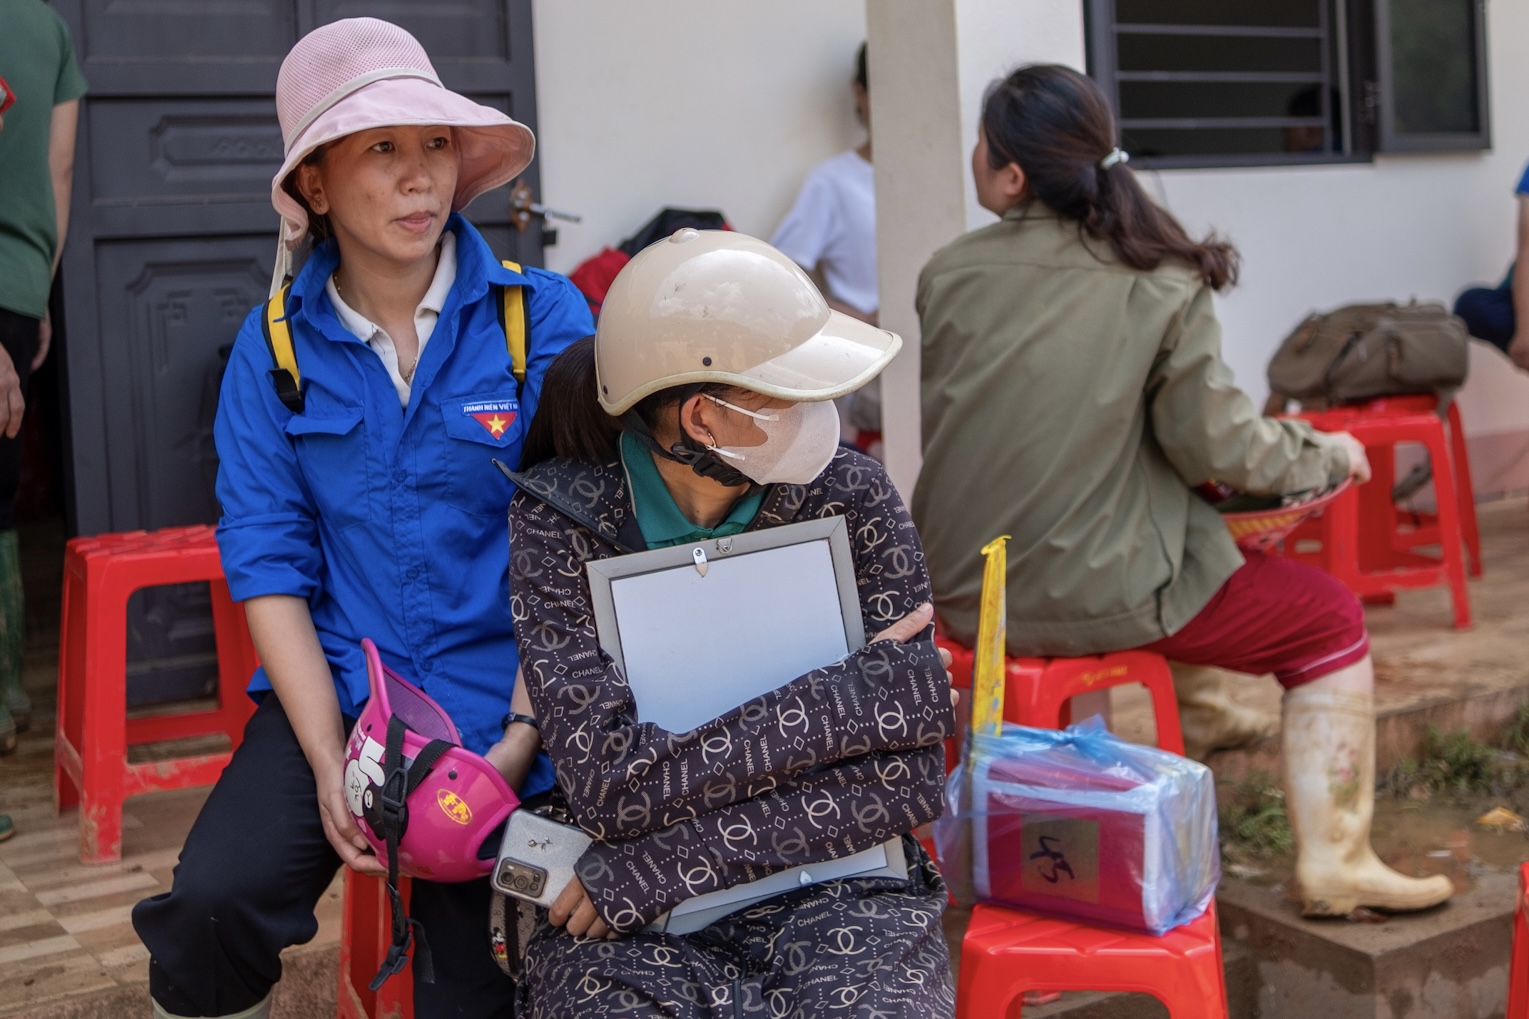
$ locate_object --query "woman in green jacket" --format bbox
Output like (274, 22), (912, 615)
(913, 64), (1451, 918)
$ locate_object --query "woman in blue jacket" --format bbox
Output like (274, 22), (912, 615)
(130, 19), (591, 1019)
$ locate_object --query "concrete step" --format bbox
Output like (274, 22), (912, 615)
(1217, 869), (1516, 1019)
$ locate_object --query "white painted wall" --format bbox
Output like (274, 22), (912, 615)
(530, 0), (867, 276)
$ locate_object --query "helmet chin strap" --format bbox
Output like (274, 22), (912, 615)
(620, 405), (756, 490)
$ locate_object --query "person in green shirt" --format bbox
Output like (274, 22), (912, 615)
(0, 0), (86, 772)
(915, 64), (1451, 919)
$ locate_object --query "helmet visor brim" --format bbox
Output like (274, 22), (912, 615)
(733, 311), (902, 402)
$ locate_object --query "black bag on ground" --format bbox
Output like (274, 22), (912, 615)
(1266, 300), (1470, 406)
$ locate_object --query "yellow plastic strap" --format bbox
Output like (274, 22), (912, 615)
(500, 260), (527, 384)
(970, 535), (1011, 741)
(264, 285), (299, 390)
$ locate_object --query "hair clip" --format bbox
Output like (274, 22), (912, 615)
(1099, 148), (1130, 170)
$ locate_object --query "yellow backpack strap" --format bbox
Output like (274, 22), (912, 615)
(259, 284), (304, 413)
(498, 260), (528, 395)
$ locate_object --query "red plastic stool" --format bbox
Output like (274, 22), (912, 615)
(338, 870), (415, 1019)
(936, 640), (1185, 771)
(1285, 395), (1474, 629)
(54, 525), (259, 863)
(957, 900), (1228, 1017)
(1509, 862), (1529, 1019)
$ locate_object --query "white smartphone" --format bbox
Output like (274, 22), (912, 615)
(492, 810), (592, 909)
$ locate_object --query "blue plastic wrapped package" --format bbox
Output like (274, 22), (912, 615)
(934, 718), (1219, 935)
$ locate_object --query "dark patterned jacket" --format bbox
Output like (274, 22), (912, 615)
(506, 447), (955, 932)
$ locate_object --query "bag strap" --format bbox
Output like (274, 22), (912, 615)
(369, 714), (454, 992)
(498, 260), (529, 398)
(260, 284), (304, 414)
(265, 263), (528, 412)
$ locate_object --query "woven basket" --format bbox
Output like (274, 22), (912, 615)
(1218, 480), (1351, 553)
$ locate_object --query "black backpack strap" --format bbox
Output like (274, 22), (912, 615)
(259, 283), (304, 414)
(497, 261), (529, 400)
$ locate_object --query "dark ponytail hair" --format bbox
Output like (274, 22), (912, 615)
(981, 64), (1239, 291)
(518, 337), (619, 469)
(517, 336), (733, 471)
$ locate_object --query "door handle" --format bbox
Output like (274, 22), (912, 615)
(509, 179), (582, 233)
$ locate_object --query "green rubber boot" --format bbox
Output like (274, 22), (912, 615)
(0, 530), (28, 735)
(0, 814), (13, 842)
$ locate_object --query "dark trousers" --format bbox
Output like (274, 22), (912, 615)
(1454, 265), (1516, 353)
(132, 695), (517, 1017)
(0, 309), (39, 530)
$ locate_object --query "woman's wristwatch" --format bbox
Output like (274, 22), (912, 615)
(501, 711), (540, 733)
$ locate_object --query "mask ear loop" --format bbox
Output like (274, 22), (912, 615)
(701, 394), (782, 460)
(703, 394), (780, 422)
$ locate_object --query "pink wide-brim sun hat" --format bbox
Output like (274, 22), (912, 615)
(270, 17), (534, 249)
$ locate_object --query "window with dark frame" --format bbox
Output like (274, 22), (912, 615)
(1085, 0), (1490, 168)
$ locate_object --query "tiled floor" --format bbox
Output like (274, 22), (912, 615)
(0, 520), (343, 1016)
(0, 499), (1526, 1016)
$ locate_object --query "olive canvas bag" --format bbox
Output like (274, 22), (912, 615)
(1266, 300), (1469, 406)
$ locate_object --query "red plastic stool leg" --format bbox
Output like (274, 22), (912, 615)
(1509, 863), (1529, 1019)
(1446, 402), (1482, 577)
(76, 559), (130, 864)
(1357, 436), (1400, 574)
(1318, 481), (1364, 592)
(955, 933), (1025, 1018)
(339, 871), (414, 1019)
(1421, 429), (1472, 630)
(54, 550), (84, 812)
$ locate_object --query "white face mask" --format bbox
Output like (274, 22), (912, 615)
(703, 395), (841, 485)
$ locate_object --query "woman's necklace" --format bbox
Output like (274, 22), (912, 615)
(334, 270), (421, 383)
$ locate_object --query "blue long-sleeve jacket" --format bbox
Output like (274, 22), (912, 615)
(214, 215), (591, 795)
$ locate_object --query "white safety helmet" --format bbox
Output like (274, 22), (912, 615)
(594, 229), (901, 415)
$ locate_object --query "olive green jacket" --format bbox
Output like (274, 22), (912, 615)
(911, 207), (1347, 655)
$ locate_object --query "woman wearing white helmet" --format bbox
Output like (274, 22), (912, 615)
(130, 19), (592, 1019)
(502, 229), (957, 1017)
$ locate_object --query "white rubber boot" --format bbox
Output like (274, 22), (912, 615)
(1170, 662), (1273, 761)
(152, 994), (270, 1019)
(1282, 686), (1453, 916)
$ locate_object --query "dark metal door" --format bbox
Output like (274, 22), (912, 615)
(53, 0), (542, 703)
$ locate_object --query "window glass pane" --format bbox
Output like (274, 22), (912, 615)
(1115, 0), (1320, 29)
(1119, 82), (1325, 122)
(1117, 34), (1322, 75)
(1388, 0), (1479, 135)
(1092, 0), (1352, 164)
(1121, 127), (1295, 159)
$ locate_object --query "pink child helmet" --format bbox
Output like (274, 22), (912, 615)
(345, 638), (520, 881)
(343, 639), (520, 988)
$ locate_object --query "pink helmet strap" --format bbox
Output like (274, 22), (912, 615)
(370, 713), (454, 991)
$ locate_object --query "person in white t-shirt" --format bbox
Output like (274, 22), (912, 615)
(772, 44), (876, 324)
(771, 45), (884, 439)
